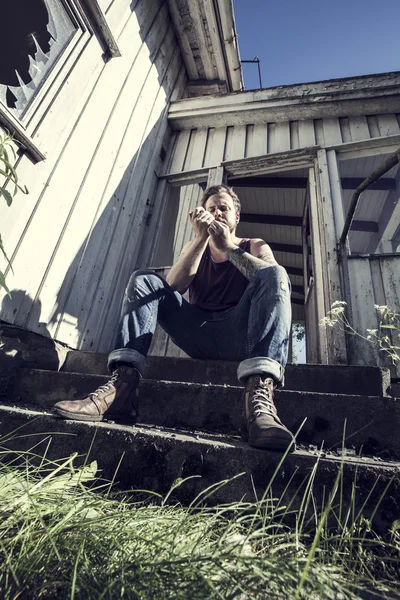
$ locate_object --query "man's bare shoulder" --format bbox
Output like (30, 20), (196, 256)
(249, 238), (268, 256)
(249, 238), (278, 265)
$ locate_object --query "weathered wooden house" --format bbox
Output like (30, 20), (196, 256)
(1, 0), (399, 382)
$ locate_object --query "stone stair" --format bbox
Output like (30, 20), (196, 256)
(0, 341), (399, 532)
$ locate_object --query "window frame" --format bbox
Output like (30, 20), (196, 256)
(0, 0), (120, 163)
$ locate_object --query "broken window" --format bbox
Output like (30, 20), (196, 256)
(0, 0), (77, 119)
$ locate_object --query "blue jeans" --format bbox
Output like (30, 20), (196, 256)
(108, 266), (292, 385)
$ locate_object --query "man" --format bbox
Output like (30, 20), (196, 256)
(53, 185), (295, 451)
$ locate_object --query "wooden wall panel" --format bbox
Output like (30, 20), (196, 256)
(0, 0), (186, 353)
(166, 114), (400, 176)
(204, 127), (226, 166)
(347, 256), (400, 377)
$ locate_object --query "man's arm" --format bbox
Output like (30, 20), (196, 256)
(166, 237), (208, 294)
(166, 207), (214, 293)
(207, 218), (278, 281)
(225, 238), (277, 281)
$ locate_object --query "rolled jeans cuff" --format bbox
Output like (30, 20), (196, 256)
(108, 348), (146, 376)
(237, 357), (285, 387)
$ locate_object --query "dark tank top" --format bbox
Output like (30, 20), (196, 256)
(189, 239), (251, 311)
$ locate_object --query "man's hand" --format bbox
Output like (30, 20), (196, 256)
(189, 206), (214, 240)
(207, 219), (236, 253)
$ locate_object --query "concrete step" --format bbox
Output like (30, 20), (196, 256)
(0, 403), (398, 534)
(7, 368), (400, 459)
(63, 351), (391, 397)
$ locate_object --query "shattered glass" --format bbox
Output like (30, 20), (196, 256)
(0, 0), (77, 119)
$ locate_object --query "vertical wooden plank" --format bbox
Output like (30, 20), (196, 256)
(229, 125), (247, 160)
(290, 121), (299, 150)
(347, 258), (380, 365)
(379, 256), (400, 377)
(367, 115), (380, 138)
(348, 116), (370, 141)
(173, 185), (192, 261)
(326, 149), (345, 239)
(186, 128), (208, 171)
(267, 123), (275, 153)
(223, 126), (235, 161)
(182, 184), (202, 248)
(322, 118), (342, 146)
(316, 149), (347, 364)
(314, 119), (325, 145)
(274, 122), (291, 153)
(305, 285), (318, 363)
(251, 123), (268, 156)
(380, 257), (400, 314)
(244, 124), (253, 158)
(377, 114), (400, 137)
(298, 120), (315, 148)
(182, 129), (197, 170)
(202, 128), (215, 167)
(149, 184), (179, 268)
(169, 130), (192, 173)
(339, 117), (351, 142)
(206, 126), (227, 166)
(308, 166), (328, 363)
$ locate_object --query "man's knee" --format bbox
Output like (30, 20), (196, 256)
(126, 269), (165, 295)
(254, 265), (288, 282)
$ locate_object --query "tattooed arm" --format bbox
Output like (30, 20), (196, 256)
(207, 220), (278, 281)
(225, 239), (278, 281)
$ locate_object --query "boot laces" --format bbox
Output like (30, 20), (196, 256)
(252, 380), (276, 417)
(91, 373), (119, 398)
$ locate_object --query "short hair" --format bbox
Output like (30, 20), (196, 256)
(201, 184), (241, 213)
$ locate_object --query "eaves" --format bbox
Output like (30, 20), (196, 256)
(168, 71), (400, 130)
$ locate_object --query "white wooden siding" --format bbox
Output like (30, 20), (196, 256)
(152, 184), (203, 266)
(0, 0), (186, 352)
(347, 255), (400, 377)
(167, 114), (400, 175)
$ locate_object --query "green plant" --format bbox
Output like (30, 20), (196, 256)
(0, 130), (29, 295)
(321, 301), (400, 365)
(0, 443), (399, 600)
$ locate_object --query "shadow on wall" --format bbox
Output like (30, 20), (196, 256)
(1, 290), (50, 338)
(0, 290), (65, 376)
(0, 0), (184, 353)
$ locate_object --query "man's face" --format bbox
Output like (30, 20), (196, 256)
(204, 192), (240, 233)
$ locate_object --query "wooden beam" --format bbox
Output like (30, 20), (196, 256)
(269, 242), (303, 255)
(232, 176), (307, 189)
(240, 213), (302, 226)
(284, 266), (303, 277)
(351, 220), (379, 233)
(241, 213), (379, 232)
(230, 176), (396, 191)
(292, 285), (304, 295)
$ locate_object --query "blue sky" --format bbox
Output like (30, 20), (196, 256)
(233, 0), (399, 90)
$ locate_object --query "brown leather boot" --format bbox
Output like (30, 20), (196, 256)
(53, 365), (140, 423)
(241, 374), (295, 451)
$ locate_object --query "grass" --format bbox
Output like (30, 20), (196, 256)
(0, 444), (399, 600)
